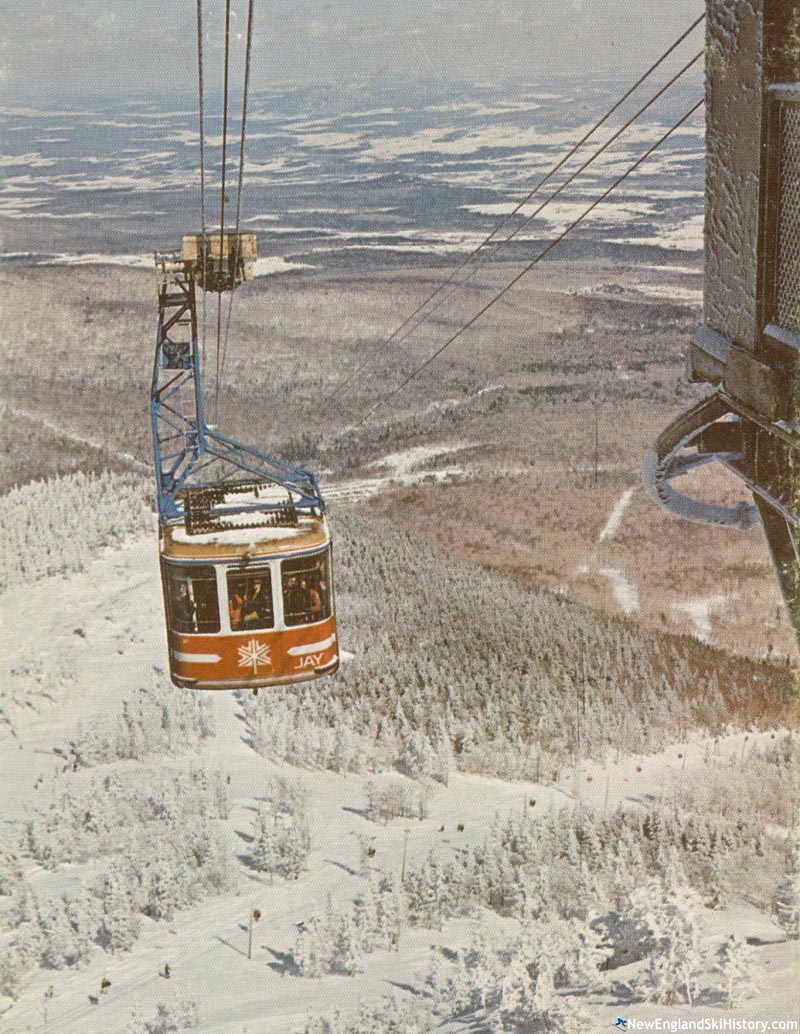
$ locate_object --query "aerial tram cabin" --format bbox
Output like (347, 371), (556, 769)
(152, 232), (338, 690)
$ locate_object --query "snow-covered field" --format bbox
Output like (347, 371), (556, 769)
(1, 497), (797, 1033)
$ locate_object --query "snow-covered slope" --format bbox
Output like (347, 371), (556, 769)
(1, 512), (796, 1033)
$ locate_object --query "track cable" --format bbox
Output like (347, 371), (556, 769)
(356, 99), (705, 428)
(215, 0), (232, 422)
(343, 48), (702, 398)
(196, 0), (207, 383)
(219, 0), (255, 396)
(325, 12), (705, 405)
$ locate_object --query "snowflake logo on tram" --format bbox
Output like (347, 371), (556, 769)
(237, 638), (272, 674)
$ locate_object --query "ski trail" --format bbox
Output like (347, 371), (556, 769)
(323, 478), (386, 503)
(6, 405), (150, 473)
(324, 443), (470, 504)
(1, 538), (791, 1032)
(672, 593), (727, 643)
(598, 566), (640, 614)
(598, 486), (635, 542)
(575, 485), (640, 614)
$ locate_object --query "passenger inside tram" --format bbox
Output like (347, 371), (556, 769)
(242, 578), (272, 629)
(173, 581), (196, 631)
(228, 571), (274, 631)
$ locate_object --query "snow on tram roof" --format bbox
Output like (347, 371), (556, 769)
(215, 485), (293, 508)
(171, 522), (310, 546)
(164, 512), (329, 556)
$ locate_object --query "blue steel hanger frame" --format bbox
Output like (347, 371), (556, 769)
(151, 249), (324, 528)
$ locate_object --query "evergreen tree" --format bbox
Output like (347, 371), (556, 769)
(326, 912), (360, 975)
(294, 917), (322, 978)
(39, 898), (78, 969)
(0, 948), (22, 1000)
(0, 848), (21, 897)
(95, 868), (140, 953)
(65, 890), (100, 963)
(630, 876), (706, 1006)
(304, 1015), (341, 1034)
(251, 808), (281, 875)
(715, 934), (754, 1008)
(772, 833), (800, 939)
(376, 872), (404, 949)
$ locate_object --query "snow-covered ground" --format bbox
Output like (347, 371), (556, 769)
(324, 442), (471, 502)
(598, 564), (640, 614)
(598, 487), (635, 543)
(672, 593), (730, 643)
(573, 487), (642, 616)
(1, 533), (796, 1033)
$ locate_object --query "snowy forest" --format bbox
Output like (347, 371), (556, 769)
(0, 468), (797, 1032)
(2, 0), (799, 1020)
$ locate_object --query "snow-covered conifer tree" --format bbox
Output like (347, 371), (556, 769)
(498, 942), (580, 1034)
(324, 898), (361, 975)
(143, 855), (182, 921)
(39, 898), (81, 969)
(772, 828), (799, 939)
(0, 846), (21, 897)
(433, 725), (453, 785)
(630, 875), (706, 1006)
(251, 804), (309, 880)
(376, 872), (404, 949)
(294, 917), (322, 978)
(304, 1014), (341, 1034)
(331, 724), (358, 774)
(715, 934), (754, 1008)
(0, 950), (21, 1000)
(251, 808), (281, 876)
(546, 917), (611, 989)
(64, 890), (101, 962)
(95, 867), (140, 953)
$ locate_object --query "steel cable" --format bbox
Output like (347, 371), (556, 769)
(196, 0), (207, 384)
(219, 0), (255, 396)
(215, 0), (232, 422)
(325, 12), (705, 405)
(356, 99), (704, 428)
(342, 48), (702, 401)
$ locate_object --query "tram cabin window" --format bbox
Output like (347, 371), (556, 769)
(228, 569), (274, 631)
(165, 564), (220, 634)
(282, 550), (332, 626)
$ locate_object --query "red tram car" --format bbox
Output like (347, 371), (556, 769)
(160, 506), (337, 689)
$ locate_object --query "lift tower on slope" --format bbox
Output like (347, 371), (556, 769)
(644, 1), (800, 645)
